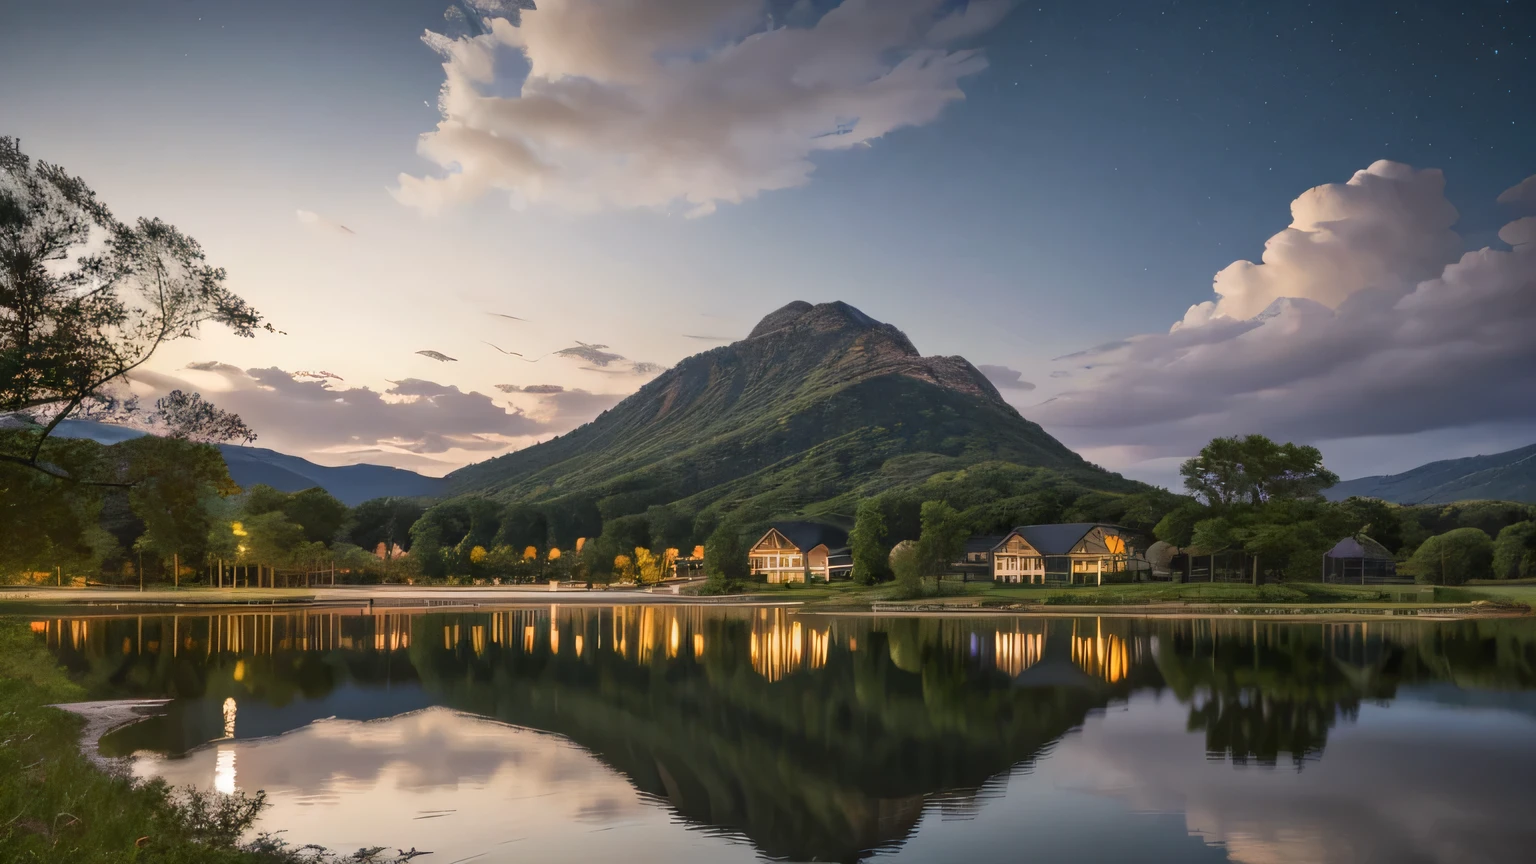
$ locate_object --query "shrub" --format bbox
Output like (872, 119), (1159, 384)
(1492, 522), (1536, 579)
(1408, 528), (1494, 585)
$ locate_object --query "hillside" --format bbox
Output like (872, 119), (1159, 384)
(447, 301), (1142, 524)
(1326, 442), (1536, 505)
(52, 420), (444, 506)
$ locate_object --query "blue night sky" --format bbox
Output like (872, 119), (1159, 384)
(2, 0), (1532, 484)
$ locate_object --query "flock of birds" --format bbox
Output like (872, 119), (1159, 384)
(412, 312), (734, 371)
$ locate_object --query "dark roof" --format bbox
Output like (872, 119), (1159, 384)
(1325, 535), (1394, 561)
(965, 535), (1006, 554)
(1002, 523), (1118, 556)
(765, 521), (850, 553)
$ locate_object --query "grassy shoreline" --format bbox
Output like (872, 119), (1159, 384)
(0, 621), (415, 862)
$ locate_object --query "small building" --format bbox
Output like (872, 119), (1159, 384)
(1323, 535), (1403, 584)
(749, 522), (853, 583)
(988, 523), (1142, 585)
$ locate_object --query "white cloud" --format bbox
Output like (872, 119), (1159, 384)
(1174, 161), (1459, 326)
(1496, 174), (1536, 208)
(394, 0), (1012, 215)
(130, 365), (626, 467)
(1035, 161), (1536, 464)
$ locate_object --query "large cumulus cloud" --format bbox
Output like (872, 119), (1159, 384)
(394, 0), (1012, 216)
(1035, 164), (1536, 462)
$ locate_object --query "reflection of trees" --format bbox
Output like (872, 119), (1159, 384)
(1153, 621), (1407, 766)
(33, 610), (1536, 861)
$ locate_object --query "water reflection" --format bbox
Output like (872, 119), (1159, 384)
(28, 609), (1536, 863)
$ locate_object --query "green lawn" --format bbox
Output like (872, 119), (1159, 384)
(757, 579), (1507, 609)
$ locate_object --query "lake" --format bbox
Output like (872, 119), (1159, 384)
(26, 606), (1536, 863)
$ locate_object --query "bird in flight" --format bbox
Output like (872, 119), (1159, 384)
(487, 312), (528, 322)
(416, 350), (458, 362)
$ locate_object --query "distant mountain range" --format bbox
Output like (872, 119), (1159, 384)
(52, 420), (444, 506)
(1326, 442), (1536, 505)
(447, 300), (1141, 521)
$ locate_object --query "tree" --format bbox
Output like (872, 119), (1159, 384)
(646, 505), (693, 551)
(1, 137), (269, 481)
(146, 390), (254, 444)
(703, 519), (749, 585)
(0, 434), (113, 579)
(122, 436), (239, 583)
(495, 503), (548, 551)
(281, 487), (348, 545)
(1153, 502), (1205, 547)
(613, 553), (636, 583)
(914, 500), (968, 577)
(1492, 522), (1536, 580)
(1180, 435), (1337, 507)
(346, 498), (424, 559)
(1408, 528), (1494, 585)
(238, 510), (306, 581)
(1339, 496), (1404, 554)
(849, 498), (891, 585)
(889, 541), (923, 595)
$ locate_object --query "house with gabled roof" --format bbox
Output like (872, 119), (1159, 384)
(984, 523), (1141, 585)
(749, 521), (853, 583)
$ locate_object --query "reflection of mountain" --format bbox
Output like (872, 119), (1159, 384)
(403, 610), (1127, 863)
(34, 611), (1536, 863)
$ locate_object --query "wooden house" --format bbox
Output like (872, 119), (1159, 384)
(749, 522), (853, 583)
(985, 523), (1141, 585)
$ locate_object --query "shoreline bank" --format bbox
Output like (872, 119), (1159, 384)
(3, 585), (1528, 620)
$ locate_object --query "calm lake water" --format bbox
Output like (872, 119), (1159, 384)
(25, 606), (1536, 863)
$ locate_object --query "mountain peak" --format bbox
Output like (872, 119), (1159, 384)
(747, 300), (886, 340)
(448, 300), (1104, 513)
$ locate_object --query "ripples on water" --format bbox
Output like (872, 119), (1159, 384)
(26, 607), (1536, 863)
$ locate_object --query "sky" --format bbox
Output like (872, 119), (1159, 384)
(2, 0), (1533, 487)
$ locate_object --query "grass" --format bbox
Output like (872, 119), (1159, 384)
(778, 580), (1511, 610)
(1437, 584), (1536, 605)
(0, 619), (413, 863)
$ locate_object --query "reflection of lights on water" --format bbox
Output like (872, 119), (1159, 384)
(750, 612), (828, 682)
(550, 626), (560, 655)
(1072, 620), (1130, 683)
(693, 633), (705, 658)
(233, 660), (246, 682)
(669, 619), (681, 658)
(222, 697), (237, 739)
(214, 747), (236, 794)
(995, 631), (1043, 676)
(524, 625), (535, 653)
(575, 633), (584, 657)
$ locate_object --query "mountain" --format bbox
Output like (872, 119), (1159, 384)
(52, 420), (444, 506)
(1326, 442), (1536, 505)
(447, 300), (1139, 522)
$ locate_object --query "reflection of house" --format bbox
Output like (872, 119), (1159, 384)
(749, 522), (852, 583)
(1323, 535), (1405, 584)
(985, 523), (1143, 585)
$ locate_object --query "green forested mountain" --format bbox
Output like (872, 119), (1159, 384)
(447, 301), (1146, 530)
(1327, 443), (1536, 505)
